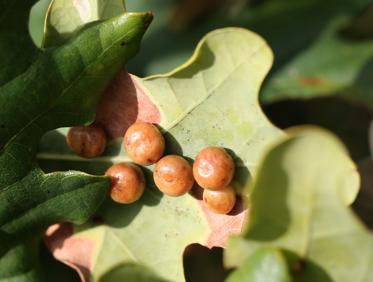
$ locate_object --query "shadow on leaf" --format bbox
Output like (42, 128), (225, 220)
(98, 262), (168, 282)
(183, 243), (230, 282)
(244, 141), (292, 241)
(283, 251), (334, 282)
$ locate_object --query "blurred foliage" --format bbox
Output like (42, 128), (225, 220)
(263, 97), (371, 161)
(124, 0), (372, 76)
(341, 5), (373, 40)
(225, 128), (369, 282)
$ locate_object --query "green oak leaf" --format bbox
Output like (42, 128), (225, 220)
(226, 247), (292, 282)
(225, 127), (373, 282)
(262, 14), (373, 107)
(38, 28), (283, 281)
(43, 0), (126, 47)
(0, 0), (152, 279)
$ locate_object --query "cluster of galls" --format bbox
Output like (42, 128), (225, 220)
(67, 122), (237, 214)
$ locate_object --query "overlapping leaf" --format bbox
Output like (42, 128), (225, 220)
(225, 127), (373, 282)
(43, 0), (126, 47)
(226, 247), (292, 282)
(29, 0), (52, 46)
(29, 0), (126, 47)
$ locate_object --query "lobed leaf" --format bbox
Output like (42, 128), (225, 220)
(225, 127), (373, 282)
(39, 27), (282, 281)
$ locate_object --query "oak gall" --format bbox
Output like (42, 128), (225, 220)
(67, 124), (107, 158)
(193, 147), (235, 190)
(105, 162), (145, 204)
(203, 185), (236, 214)
(153, 155), (194, 196)
(124, 122), (165, 165)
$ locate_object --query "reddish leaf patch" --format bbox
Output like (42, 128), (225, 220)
(45, 223), (94, 282)
(95, 70), (161, 139)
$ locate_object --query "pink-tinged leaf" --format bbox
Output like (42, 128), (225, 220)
(95, 70), (161, 139)
(201, 201), (248, 248)
(190, 186), (248, 248)
(42, 28), (282, 281)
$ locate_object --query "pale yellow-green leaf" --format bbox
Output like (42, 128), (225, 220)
(225, 127), (371, 282)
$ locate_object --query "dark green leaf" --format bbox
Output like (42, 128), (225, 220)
(0, 239), (42, 282)
(0, 1), (152, 279)
(262, 16), (373, 107)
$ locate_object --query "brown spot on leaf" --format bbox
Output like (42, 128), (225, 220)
(298, 77), (324, 86)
